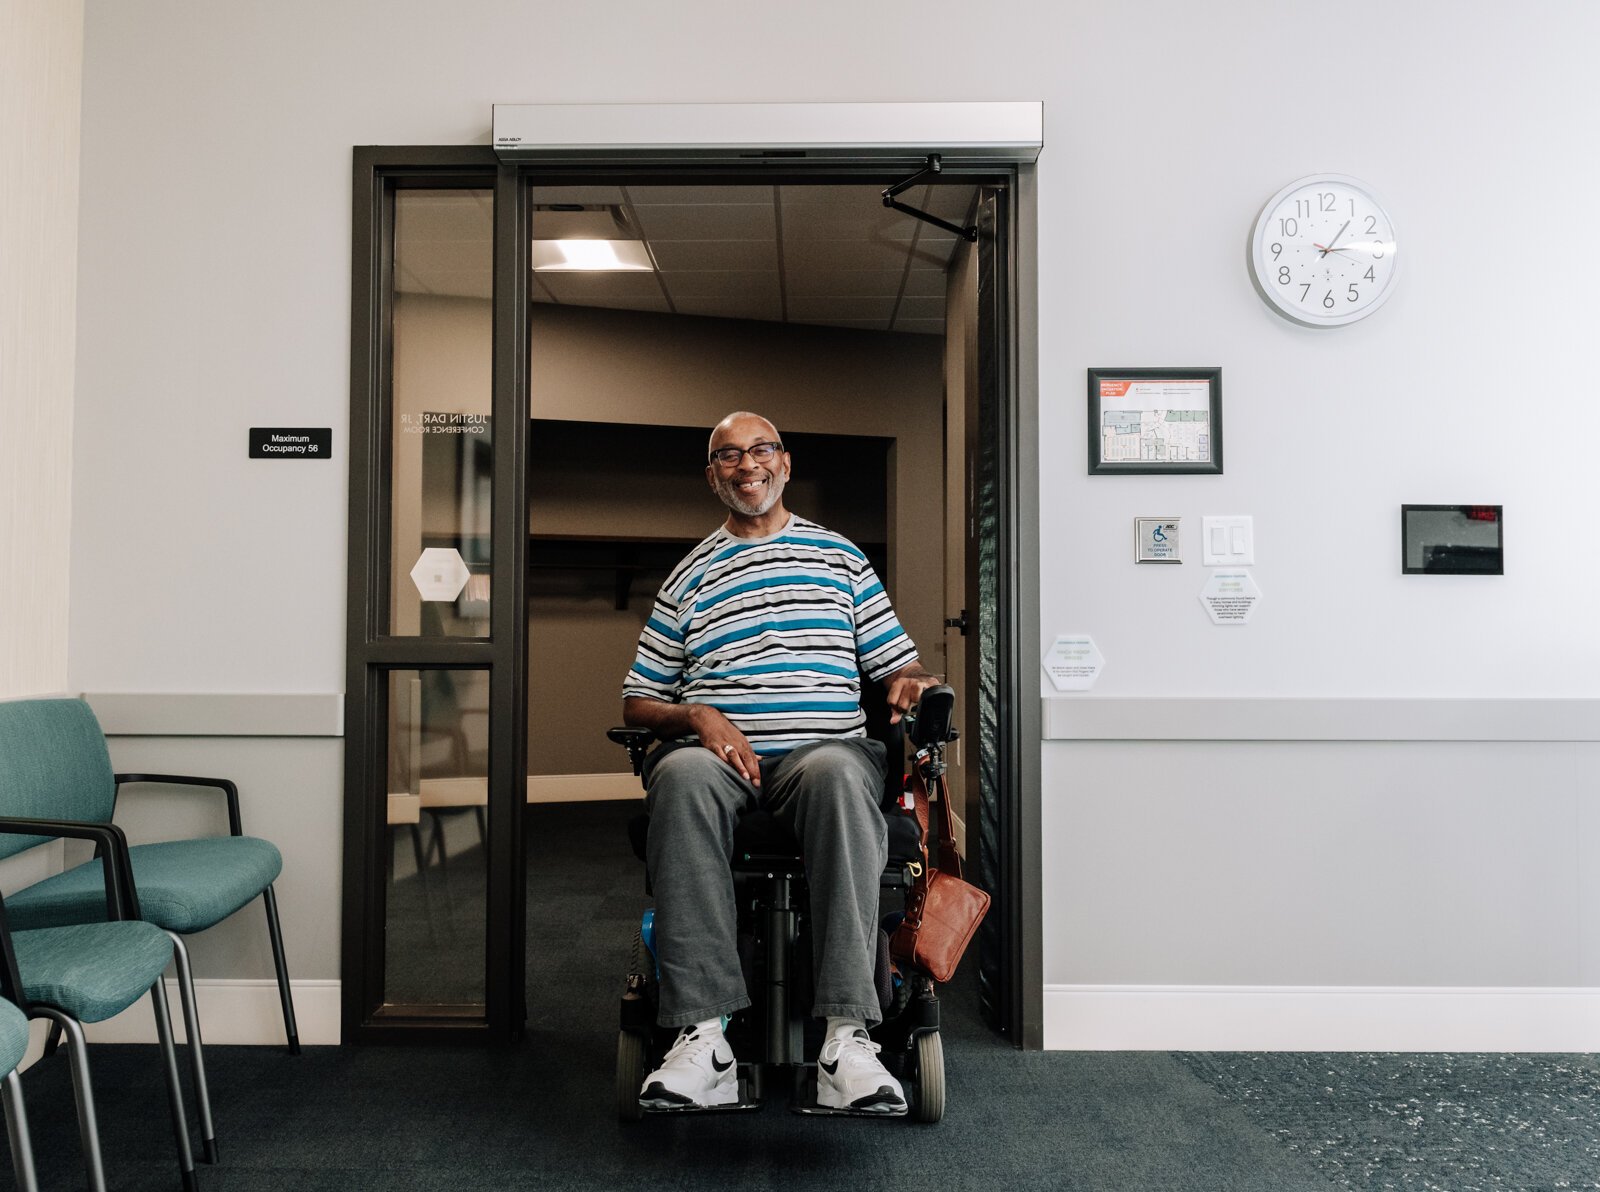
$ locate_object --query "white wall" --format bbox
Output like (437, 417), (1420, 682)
(66, 0), (1600, 1046)
(1034, 0), (1600, 1047)
(1042, 3), (1600, 698)
(1, 0), (82, 698)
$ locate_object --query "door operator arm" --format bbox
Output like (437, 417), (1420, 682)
(882, 155), (979, 243)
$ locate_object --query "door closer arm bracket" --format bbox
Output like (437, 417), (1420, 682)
(881, 155), (979, 243)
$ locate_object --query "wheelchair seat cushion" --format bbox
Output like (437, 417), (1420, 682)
(5, 836), (283, 935)
(11, 920), (175, 1023)
(730, 805), (923, 866)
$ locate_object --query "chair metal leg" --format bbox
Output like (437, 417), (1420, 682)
(41, 1021), (62, 1060)
(38, 1010), (107, 1192)
(149, 981), (199, 1192)
(164, 932), (218, 1163)
(262, 884), (301, 1054)
(2, 1070), (39, 1192)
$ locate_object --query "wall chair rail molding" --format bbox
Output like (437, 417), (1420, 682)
(82, 694), (345, 738)
(1042, 697), (1600, 743)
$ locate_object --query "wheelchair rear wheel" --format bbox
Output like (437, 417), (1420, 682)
(912, 1031), (945, 1123)
(617, 1030), (647, 1122)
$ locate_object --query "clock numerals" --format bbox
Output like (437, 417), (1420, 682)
(1296, 193), (1339, 216)
(1278, 217), (1299, 237)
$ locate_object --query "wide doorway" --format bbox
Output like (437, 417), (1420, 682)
(344, 155), (1038, 1047)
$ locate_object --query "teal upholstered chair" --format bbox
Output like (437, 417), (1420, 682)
(0, 696), (299, 1167)
(0, 996), (39, 1192)
(0, 825), (196, 1191)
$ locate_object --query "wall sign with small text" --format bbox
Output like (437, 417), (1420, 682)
(249, 428), (332, 459)
(1042, 635), (1104, 692)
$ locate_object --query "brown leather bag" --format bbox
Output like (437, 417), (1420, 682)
(889, 763), (990, 984)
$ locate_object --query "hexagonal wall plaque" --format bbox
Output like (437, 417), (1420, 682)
(1200, 570), (1262, 625)
(410, 548), (471, 602)
(1042, 634), (1104, 692)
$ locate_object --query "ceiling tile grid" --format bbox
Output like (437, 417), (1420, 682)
(405, 183), (976, 335)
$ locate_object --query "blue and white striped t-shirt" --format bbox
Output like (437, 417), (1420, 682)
(622, 515), (919, 756)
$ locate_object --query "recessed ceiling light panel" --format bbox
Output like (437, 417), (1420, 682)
(530, 239), (655, 272)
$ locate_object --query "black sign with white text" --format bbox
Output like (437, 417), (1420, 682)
(250, 428), (332, 459)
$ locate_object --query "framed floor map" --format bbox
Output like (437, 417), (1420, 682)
(1088, 367), (1222, 475)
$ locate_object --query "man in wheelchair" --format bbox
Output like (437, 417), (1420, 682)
(620, 411), (941, 1116)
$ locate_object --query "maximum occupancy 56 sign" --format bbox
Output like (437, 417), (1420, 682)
(250, 427), (332, 459)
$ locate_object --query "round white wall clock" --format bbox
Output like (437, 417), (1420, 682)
(1248, 174), (1399, 327)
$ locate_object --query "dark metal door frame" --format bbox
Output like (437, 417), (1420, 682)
(344, 151), (1040, 1048)
(343, 147), (529, 1043)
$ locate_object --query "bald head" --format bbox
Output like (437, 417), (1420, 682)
(708, 411), (781, 457)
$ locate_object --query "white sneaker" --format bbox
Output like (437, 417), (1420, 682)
(816, 1026), (907, 1114)
(639, 1022), (739, 1109)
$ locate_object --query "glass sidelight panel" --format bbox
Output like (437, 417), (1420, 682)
(384, 668), (490, 1009)
(389, 188), (495, 638)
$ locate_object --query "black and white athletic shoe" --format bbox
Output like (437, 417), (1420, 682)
(816, 1028), (907, 1114)
(639, 1023), (739, 1109)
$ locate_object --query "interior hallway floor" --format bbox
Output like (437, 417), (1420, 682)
(12, 802), (1600, 1190)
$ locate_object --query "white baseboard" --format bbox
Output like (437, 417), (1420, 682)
(80, 979), (341, 1047)
(1044, 984), (1600, 1051)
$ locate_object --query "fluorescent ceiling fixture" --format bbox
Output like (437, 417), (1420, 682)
(531, 239), (654, 271)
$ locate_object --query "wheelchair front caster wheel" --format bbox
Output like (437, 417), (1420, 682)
(617, 1030), (647, 1122)
(913, 1031), (945, 1122)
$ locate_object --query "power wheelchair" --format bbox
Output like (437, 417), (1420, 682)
(608, 684), (961, 1123)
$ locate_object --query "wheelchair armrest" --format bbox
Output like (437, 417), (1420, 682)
(607, 727), (656, 777)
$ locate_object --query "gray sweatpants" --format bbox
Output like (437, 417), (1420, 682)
(643, 736), (889, 1028)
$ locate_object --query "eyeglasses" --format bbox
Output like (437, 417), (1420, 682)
(708, 440), (783, 467)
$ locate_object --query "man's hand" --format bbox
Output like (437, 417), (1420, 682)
(688, 705), (761, 787)
(623, 697), (761, 787)
(882, 662), (943, 724)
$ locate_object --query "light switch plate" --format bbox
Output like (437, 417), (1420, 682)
(1202, 516), (1254, 565)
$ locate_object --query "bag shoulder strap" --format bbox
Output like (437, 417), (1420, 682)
(907, 758), (964, 880)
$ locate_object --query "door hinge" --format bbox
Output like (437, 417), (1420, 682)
(944, 609), (969, 635)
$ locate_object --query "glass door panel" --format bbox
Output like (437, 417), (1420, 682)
(383, 668), (490, 1010)
(389, 188), (495, 639)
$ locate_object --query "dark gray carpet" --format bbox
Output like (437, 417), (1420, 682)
(1179, 1052), (1600, 1192)
(10, 803), (1598, 1190)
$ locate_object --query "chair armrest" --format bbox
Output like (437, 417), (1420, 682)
(606, 728), (655, 777)
(0, 817), (138, 920)
(114, 773), (243, 836)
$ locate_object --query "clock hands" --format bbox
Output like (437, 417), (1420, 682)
(1316, 220), (1351, 258)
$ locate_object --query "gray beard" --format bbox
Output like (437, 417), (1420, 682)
(715, 467), (786, 517)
